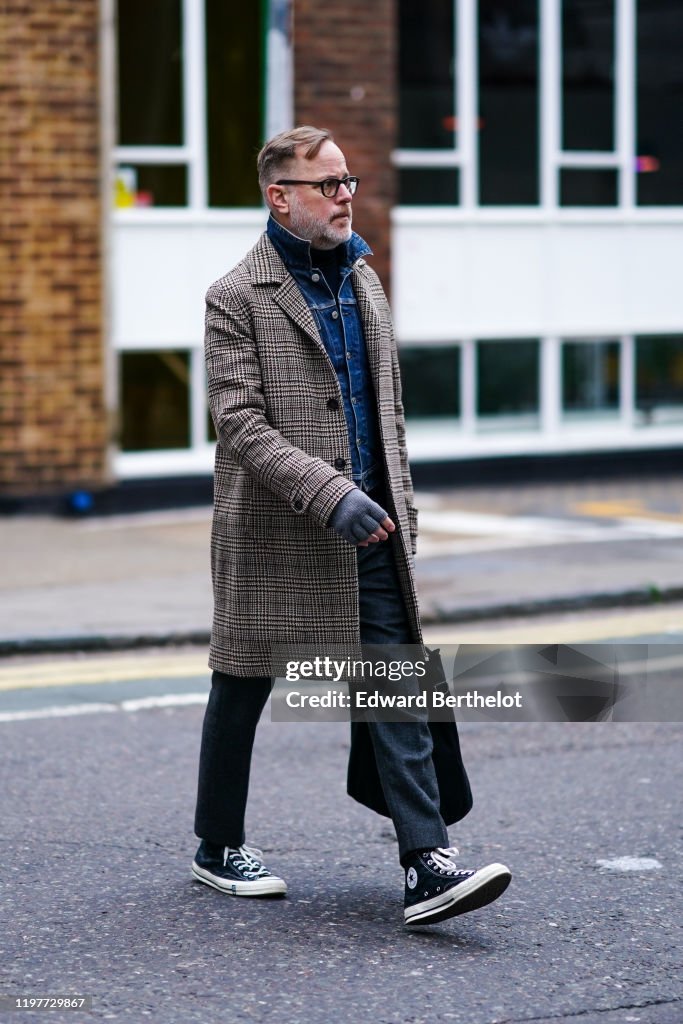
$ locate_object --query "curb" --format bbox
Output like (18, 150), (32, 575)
(0, 631), (211, 658)
(420, 583), (683, 627)
(2, 584), (683, 657)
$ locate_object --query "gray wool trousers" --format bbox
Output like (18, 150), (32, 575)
(194, 536), (449, 861)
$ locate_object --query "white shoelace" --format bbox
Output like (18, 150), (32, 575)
(225, 844), (270, 879)
(429, 846), (465, 874)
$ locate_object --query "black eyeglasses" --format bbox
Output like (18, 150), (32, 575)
(275, 176), (360, 199)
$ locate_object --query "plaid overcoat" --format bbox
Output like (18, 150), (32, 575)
(205, 231), (421, 677)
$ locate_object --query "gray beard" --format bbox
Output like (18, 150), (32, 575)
(287, 198), (352, 250)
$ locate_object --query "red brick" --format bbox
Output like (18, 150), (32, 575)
(0, 0), (106, 496)
(293, 0), (397, 293)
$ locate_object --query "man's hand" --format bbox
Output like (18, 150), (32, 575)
(328, 488), (396, 547)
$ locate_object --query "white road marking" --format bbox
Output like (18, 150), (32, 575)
(419, 510), (607, 538)
(415, 508), (683, 559)
(596, 857), (662, 872)
(0, 692), (208, 724)
(121, 693), (208, 712)
(0, 702), (118, 722)
(621, 516), (683, 538)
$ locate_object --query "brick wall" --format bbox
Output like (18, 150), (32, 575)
(0, 1), (107, 497)
(293, 0), (397, 292)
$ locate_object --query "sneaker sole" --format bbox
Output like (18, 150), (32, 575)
(191, 862), (287, 897)
(404, 863), (511, 926)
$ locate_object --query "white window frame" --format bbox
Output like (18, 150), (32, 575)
(112, 0), (293, 216)
(394, 0), (478, 208)
(401, 334), (645, 434)
(112, 0), (209, 469)
(402, 332), (683, 461)
(550, 336), (627, 429)
(541, 0), (636, 209)
(394, 0), (683, 218)
(111, 1), (294, 478)
(113, 0), (208, 210)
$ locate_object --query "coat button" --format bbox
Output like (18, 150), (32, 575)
(334, 457), (346, 470)
(327, 398), (339, 411)
(293, 499), (303, 511)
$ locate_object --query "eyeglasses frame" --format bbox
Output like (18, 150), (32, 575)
(274, 175), (360, 199)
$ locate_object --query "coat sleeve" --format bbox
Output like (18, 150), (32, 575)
(205, 279), (356, 526)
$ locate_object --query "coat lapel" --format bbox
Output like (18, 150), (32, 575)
(248, 232), (325, 354)
(272, 276), (323, 352)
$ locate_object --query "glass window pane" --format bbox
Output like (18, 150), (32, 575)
(114, 165), (187, 208)
(477, 339), (540, 427)
(399, 0), (456, 150)
(562, 0), (615, 152)
(479, 0), (539, 205)
(560, 169), (618, 206)
(636, 335), (683, 425)
(206, 1), (263, 207)
(398, 168), (459, 205)
(399, 346), (460, 419)
(562, 340), (620, 419)
(117, 0), (183, 146)
(120, 351), (190, 451)
(637, 3), (683, 205)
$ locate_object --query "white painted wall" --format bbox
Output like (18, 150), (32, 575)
(112, 210), (267, 348)
(113, 208), (683, 349)
(392, 209), (683, 341)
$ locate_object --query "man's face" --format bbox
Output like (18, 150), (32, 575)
(274, 141), (354, 250)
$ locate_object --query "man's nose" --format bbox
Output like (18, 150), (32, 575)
(336, 183), (353, 202)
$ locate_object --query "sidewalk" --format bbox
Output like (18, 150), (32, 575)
(2, 475), (683, 653)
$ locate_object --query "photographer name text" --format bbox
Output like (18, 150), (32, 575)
(284, 689), (523, 710)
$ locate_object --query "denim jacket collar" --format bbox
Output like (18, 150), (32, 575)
(266, 214), (372, 273)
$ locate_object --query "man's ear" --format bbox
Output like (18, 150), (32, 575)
(266, 183), (289, 216)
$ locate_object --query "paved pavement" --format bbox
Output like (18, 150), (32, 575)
(2, 475), (683, 651)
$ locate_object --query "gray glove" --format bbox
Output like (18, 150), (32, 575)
(329, 489), (388, 545)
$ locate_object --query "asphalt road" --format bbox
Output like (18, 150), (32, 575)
(1, 621), (682, 1024)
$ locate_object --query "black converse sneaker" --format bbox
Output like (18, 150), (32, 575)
(404, 846), (511, 926)
(192, 841), (287, 897)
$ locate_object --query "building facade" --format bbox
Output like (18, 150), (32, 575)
(2, 1), (682, 499)
(1, 0), (107, 497)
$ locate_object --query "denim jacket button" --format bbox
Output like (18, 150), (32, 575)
(311, 273), (320, 282)
(331, 310), (339, 319)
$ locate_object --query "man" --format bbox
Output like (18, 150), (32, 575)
(192, 126), (511, 926)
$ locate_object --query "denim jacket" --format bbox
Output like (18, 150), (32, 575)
(267, 215), (382, 492)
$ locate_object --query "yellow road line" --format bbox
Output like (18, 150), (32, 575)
(574, 500), (683, 523)
(0, 653), (208, 692)
(423, 605), (683, 645)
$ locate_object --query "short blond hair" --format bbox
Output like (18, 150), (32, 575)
(257, 125), (334, 201)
